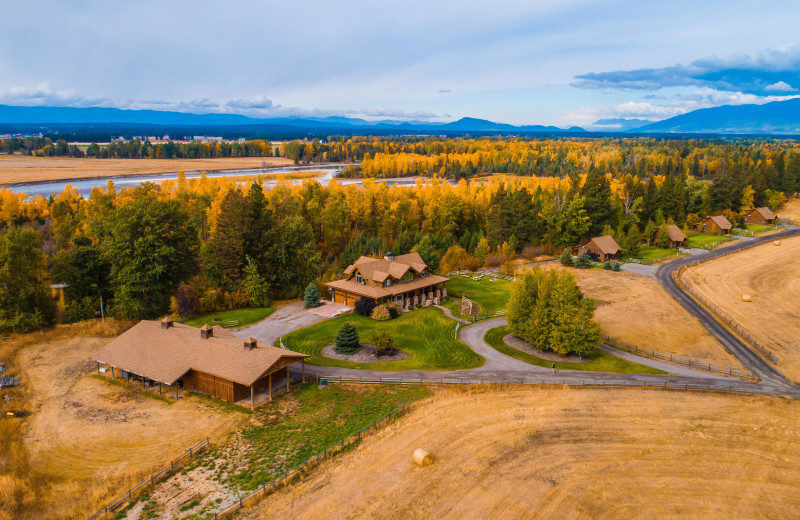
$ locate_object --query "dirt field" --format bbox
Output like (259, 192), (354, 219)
(780, 196), (800, 224)
(542, 265), (742, 367)
(240, 387), (800, 520)
(0, 324), (244, 519)
(681, 235), (800, 382)
(0, 155), (294, 184)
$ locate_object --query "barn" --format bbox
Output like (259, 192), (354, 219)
(94, 318), (309, 409)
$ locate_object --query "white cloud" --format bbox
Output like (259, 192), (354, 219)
(764, 80), (794, 92)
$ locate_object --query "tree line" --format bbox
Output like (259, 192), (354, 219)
(0, 137), (797, 331)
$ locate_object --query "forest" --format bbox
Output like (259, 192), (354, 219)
(0, 136), (797, 332)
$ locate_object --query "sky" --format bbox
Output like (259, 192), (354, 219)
(2, 1), (800, 129)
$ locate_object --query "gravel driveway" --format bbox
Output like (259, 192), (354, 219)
(233, 301), (328, 346)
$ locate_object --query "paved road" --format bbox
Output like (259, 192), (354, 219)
(655, 225), (800, 391)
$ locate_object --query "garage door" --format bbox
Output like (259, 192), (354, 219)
(334, 291), (345, 304)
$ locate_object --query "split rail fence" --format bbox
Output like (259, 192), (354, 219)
(674, 268), (779, 364)
(211, 402), (414, 519)
(602, 336), (755, 379)
(86, 437), (210, 520)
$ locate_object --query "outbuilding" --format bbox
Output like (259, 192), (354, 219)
(94, 317), (309, 410)
(742, 207), (777, 225)
(582, 235), (622, 262)
(701, 215), (733, 236)
(654, 224), (688, 248)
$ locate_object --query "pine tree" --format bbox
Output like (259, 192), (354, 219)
(244, 257), (271, 307)
(559, 249), (573, 267)
(334, 322), (360, 354)
(304, 283), (320, 308)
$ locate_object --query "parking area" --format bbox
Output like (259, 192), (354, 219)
(234, 300), (342, 347)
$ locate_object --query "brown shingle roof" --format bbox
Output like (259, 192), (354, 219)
(755, 206), (776, 220)
(586, 235), (621, 255)
(326, 274), (449, 299)
(659, 224), (687, 242)
(94, 321), (308, 386)
(706, 215), (733, 230)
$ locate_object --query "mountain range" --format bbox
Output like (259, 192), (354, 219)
(3, 97), (800, 135)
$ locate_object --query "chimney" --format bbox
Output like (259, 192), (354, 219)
(384, 251), (394, 262)
(161, 316), (173, 329)
(200, 324), (213, 339)
(244, 337), (257, 350)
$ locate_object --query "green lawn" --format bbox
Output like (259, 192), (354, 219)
(193, 384), (430, 493)
(745, 223), (780, 235)
(280, 307), (484, 371)
(635, 245), (681, 261)
(484, 326), (664, 375)
(177, 307), (275, 328)
(686, 232), (733, 249)
(444, 275), (512, 315)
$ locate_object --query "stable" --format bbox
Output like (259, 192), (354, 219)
(742, 207), (777, 225)
(582, 235), (621, 262)
(94, 318), (309, 410)
(701, 215), (733, 236)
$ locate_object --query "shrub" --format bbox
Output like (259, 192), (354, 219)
(385, 301), (401, 318)
(370, 332), (398, 357)
(559, 249), (573, 267)
(371, 305), (392, 321)
(611, 262), (621, 271)
(501, 259), (517, 277)
(334, 322), (360, 354)
(521, 245), (541, 261)
(354, 296), (376, 316)
(304, 283), (320, 308)
(573, 254), (593, 269)
(603, 262), (612, 270)
(483, 254), (503, 268)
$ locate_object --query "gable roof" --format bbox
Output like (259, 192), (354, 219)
(747, 206), (777, 220)
(705, 215), (733, 230)
(94, 321), (308, 386)
(659, 224), (687, 242)
(586, 235), (621, 254)
(344, 252), (428, 285)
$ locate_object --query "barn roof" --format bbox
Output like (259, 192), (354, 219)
(706, 215), (733, 230)
(586, 235), (621, 255)
(94, 320), (308, 386)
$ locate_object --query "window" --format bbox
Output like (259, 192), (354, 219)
(421, 269), (428, 277)
(401, 271), (414, 282)
(356, 273), (363, 285)
(384, 279), (392, 287)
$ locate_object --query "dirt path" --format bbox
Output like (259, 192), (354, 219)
(239, 387), (800, 520)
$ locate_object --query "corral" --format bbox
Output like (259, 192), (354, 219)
(239, 387), (800, 520)
(680, 234), (800, 382)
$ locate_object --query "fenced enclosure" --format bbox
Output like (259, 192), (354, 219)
(86, 437), (210, 520)
(603, 336), (755, 379)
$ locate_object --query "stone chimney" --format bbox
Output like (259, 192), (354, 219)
(384, 251), (394, 262)
(244, 337), (257, 350)
(200, 324), (213, 339)
(160, 316), (173, 329)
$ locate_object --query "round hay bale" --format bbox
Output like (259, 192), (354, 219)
(773, 240), (781, 246)
(741, 294), (752, 302)
(413, 448), (433, 467)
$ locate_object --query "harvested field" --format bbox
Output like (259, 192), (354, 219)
(1, 324), (244, 519)
(681, 234), (800, 382)
(780, 197), (800, 224)
(0, 155), (293, 184)
(541, 265), (742, 367)
(240, 387), (800, 520)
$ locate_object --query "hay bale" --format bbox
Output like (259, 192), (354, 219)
(413, 448), (433, 467)
(741, 294), (752, 302)
(773, 240), (781, 246)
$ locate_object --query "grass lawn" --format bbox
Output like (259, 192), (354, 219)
(280, 307), (484, 371)
(177, 306), (275, 328)
(686, 232), (733, 249)
(745, 223), (780, 235)
(635, 245), (681, 261)
(444, 276), (512, 315)
(484, 325), (664, 375)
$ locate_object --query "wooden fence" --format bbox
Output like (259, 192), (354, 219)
(603, 336), (755, 379)
(674, 269), (779, 364)
(86, 437), (210, 520)
(210, 402), (415, 519)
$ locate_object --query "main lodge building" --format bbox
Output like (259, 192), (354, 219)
(326, 252), (449, 310)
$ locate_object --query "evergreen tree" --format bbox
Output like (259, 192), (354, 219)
(334, 322), (360, 354)
(304, 283), (320, 308)
(621, 223), (641, 259)
(559, 249), (573, 267)
(474, 236), (490, 266)
(0, 228), (56, 331)
(243, 257), (271, 307)
(580, 168), (615, 236)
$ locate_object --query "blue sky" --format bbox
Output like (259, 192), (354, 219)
(2, 0), (800, 129)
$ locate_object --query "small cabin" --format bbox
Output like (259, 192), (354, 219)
(701, 215), (733, 236)
(582, 235), (622, 262)
(742, 207), (777, 225)
(654, 224), (687, 248)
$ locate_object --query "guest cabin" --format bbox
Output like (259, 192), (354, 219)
(654, 224), (688, 248)
(94, 318), (309, 410)
(581, 235), (622, 262)
(325, 252), (449, 310)
(742, 207), (777, 225)
(701, 215), (733, 236)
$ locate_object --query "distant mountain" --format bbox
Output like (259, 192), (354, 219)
(592, 118), (654, 131)
(632, 98), (800, 134)
(0, 105), (583, 134)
